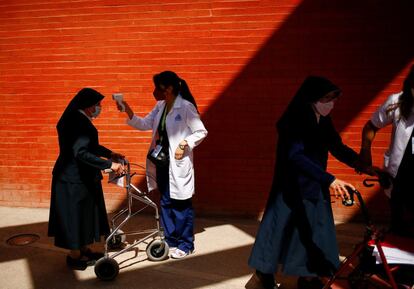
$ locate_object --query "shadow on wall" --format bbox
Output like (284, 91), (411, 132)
(193, 0), (414, 217)
(112, 1), (414, 220)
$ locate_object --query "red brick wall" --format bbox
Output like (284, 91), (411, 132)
(0, 0), (413, 222)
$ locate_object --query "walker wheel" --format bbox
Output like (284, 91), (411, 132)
(146, 239), (169, 261)
(108, 229), (126, 250)
(94, 257), (119, 281)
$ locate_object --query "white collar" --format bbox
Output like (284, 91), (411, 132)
(161, 94), (184, 110)
(173, 94), (183, 108)
(78, 109), (92, 121)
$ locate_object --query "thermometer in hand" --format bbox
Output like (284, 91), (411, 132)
(112, 93), (125, 112)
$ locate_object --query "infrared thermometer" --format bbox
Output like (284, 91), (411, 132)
(112, 93), (125, 112)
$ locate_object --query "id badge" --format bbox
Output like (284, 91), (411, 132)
(151, 145), (163, 158)
(412, 137), (414, 154)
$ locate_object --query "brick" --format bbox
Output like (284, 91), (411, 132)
(1, 1), (413, 222)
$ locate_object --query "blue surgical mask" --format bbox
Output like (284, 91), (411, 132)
(91, 105), (101, 118)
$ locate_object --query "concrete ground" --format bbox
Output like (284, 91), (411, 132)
(0, 206), (368, 289)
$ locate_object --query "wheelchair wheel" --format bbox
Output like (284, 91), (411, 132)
(146, 239), (169, 261)
(108, 229), (126, 250)
(94, 257), (119, 281)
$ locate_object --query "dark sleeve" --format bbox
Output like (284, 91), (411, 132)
(325, 117), (358, 168)
(72, 134), (112, 170)
(96, 145), (112, 159)
(286, 136), (335, 186)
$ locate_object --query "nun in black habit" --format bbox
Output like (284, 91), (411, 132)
(48, 88), (125, 270)
(248, 76), (359, 289)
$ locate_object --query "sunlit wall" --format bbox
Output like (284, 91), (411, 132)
(0, 0), (413, 221)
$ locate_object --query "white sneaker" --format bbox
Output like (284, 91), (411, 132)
(169, 247), (177, 254)
(171, 248), (192, 259)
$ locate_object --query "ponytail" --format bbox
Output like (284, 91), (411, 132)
(179, 78), (199, 113)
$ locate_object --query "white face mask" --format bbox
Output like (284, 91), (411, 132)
(91, 105), (101, 118)
(314, 101), (334, 116)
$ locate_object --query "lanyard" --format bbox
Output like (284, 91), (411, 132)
(158, 98), (176, 143)
(160, 104), (168, 132)
(158, 104), (168, 143)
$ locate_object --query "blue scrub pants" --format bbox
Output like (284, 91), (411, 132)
(156, 165), (194, 253)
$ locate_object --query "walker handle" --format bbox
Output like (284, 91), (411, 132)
(363, 170), (392, 189)
(363, 178), (377, 187)
(345, 187), (372, 225)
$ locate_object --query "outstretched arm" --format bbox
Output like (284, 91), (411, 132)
(358, 120), (379, 169)
(325, 117), (359, 168)
(126, 102), (161, 131)
(286, 137), (354, 200)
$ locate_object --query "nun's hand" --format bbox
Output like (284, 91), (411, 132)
(110, 162), (125, 175)
(329, 178), (355, 201)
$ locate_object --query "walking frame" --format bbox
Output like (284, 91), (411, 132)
(94, 159), (169, 281)
(324, 178), (413, 289)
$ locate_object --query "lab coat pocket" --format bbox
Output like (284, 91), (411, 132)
(174, 157), (191, 178)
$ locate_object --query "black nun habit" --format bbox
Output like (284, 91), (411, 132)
(248, 76), (358, 278)
(48, 88), (112, 249)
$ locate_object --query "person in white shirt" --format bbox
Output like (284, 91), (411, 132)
(359, 64), (414, 237)
(116, 71), (208, 258)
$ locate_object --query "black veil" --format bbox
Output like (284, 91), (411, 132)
(57, 88), (105, 128)
(277, 76), (341, 134)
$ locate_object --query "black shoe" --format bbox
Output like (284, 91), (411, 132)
(255, 270), (279, 289)
(80, 249), (104, 266)
(66, 256), (88, 271)
(81, 248), (104, 261)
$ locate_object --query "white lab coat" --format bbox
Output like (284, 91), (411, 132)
(127, 95), (207, 199)
(370, 92), (414, 197)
